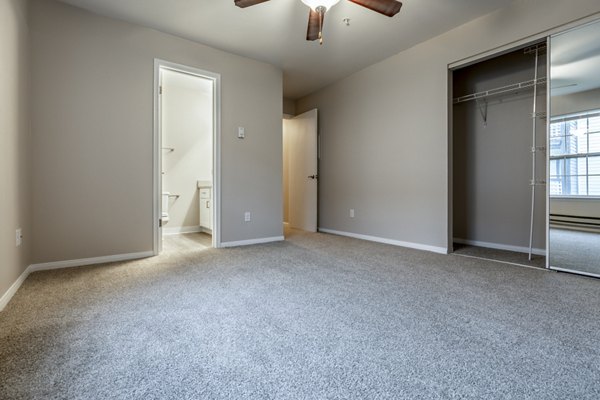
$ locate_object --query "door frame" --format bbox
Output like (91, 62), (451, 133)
(153, 59), (222, 253)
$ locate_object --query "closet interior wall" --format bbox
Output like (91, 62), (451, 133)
(452, 46), (547, 254)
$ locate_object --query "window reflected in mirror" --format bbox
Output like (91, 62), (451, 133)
(549, 19), (600, 277)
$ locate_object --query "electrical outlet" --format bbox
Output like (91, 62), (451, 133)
(16, 228), (22, 247)
(244, 212), (251, 222)
(349, 209), (355, 218)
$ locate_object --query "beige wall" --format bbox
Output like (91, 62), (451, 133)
(161, 69), (212, 231)
(297, 0), (600, 251)
(551, 198), (600, 218)
(282, 119), (291, 223)
(30, 0), (283, 262)
(0, 0), (31, 300)
(283, 98), (296, 117)
(551, 87), (600, 116)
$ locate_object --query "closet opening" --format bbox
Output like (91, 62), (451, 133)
(449, 40), (548, 268)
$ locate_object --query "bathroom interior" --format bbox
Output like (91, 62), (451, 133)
(161, 68), (214, 251)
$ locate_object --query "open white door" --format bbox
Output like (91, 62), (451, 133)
(286, 109), (318, 232)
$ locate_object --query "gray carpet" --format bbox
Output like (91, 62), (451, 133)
(1, 230), (600, 399)
(550, 228), (600, 276)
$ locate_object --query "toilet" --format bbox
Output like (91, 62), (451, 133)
(161, 192), (170, 224)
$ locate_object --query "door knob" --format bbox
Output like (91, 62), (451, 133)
(308, 174), (318, 180)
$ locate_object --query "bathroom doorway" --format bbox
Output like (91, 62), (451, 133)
(153, 60), (221, 253)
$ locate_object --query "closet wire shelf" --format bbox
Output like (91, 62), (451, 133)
(453, 77), (547, 105)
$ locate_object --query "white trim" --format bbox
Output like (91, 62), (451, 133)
(28, 251), (154, 272)
(220, 236), (284, 248)
(546, 39), (551, 269)
(153, 59), (222, 253)
(453, 253), (549, 271)
(319, 228), (448, 254)
(0, 267), (30, 311)
(550, 266), (600, 279)
(153, 59), (161, 255)
(453, 238), (545, 256)
(163, 226), (202, 235)
(0, 251), (153, 312)
(448, 13), (600, 70)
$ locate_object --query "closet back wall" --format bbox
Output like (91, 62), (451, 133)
(453, 50), (547, 252)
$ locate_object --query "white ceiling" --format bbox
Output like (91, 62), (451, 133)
(58, 0), (514, 99)
(551, 19), (600, 96)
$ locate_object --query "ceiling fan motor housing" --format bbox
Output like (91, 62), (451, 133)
(301, 0), (341, 12)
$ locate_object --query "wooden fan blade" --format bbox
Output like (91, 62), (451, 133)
(347, 0), (402, 17)
(306, 9), (325, 41)
(234, 0), (270, 8)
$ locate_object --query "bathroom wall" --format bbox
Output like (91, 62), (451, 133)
(0, 0), (31, 305)
(161, 69), (212, 233)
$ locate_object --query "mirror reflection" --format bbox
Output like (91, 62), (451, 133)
(549, 19), (600, 277)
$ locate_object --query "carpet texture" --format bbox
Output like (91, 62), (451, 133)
(550, 228), (600, 276)
(1, 230), (600, 399)
(452, 243), (546, 269)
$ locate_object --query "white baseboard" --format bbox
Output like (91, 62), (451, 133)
(453, 238), (546, 256)
(0, 266), (31, 312)
(0, 251), (154, 312)
(221, 236), (284, 248)
(318, 228), (448, 254)
(550, 266), (600, 279)
(163, 226), (202, 235)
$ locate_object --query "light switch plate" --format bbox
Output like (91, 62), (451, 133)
(238, 127), (245, 139)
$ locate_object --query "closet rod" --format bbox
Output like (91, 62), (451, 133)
(523, 43), (547, 55)
(453, 77), (547, 105)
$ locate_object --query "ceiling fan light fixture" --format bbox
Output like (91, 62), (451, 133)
(301, 0), (341, 12)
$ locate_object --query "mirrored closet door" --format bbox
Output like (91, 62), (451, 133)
(549, 19), (600, 277)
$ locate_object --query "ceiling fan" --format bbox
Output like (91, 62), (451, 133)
(234, 0), (403, 45)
